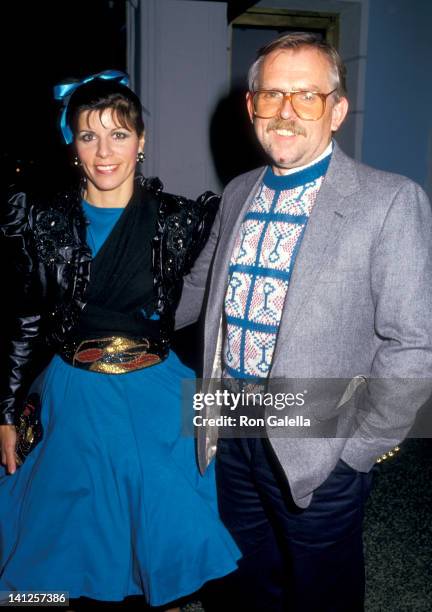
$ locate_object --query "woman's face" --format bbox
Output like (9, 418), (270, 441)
(75, 107), (144, 203)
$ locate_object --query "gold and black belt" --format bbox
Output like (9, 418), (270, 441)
(59, 335), (168, 374)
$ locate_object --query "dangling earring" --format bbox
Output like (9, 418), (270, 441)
(72, 155), (81, 167)
(137, 151), (145, 163)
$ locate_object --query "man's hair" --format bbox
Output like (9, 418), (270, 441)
(248, 32), (347, 100)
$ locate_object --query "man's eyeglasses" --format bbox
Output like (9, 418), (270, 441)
(251, 89), (337, 121)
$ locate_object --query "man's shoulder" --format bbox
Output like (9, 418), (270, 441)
(332, 144), (425, 198)
(223, 167), (266, 197)
(354, 159), (415, 191)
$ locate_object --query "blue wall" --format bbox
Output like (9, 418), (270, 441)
(362, 0), (432, 192)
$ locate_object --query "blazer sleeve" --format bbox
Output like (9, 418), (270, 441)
(341, 179), (432, 471)
(0, 191), (44, 425)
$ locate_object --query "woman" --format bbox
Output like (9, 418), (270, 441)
(0, 71), (239, 610)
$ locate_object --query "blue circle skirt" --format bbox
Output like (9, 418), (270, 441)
(0, 353), (240, 605)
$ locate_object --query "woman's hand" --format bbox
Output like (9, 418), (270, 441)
(0, 425), (17, 474)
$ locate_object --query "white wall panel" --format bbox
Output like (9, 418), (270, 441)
(128, 0), (228, 197)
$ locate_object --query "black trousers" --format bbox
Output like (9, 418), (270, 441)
(201, 437), (375, 612)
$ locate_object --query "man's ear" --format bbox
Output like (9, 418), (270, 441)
(246, 91), (254, 124)
(331, 96), (349, 132)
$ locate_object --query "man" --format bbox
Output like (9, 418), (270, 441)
(176, 33), (432, 611)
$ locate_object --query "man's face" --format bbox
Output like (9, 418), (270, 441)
(246, 47), (348, 174)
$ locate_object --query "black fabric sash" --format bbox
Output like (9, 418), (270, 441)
(75, 184), (161, 339)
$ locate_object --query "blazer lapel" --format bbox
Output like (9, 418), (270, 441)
(273, 144), (361, 362)
(203, 168), (265, 376)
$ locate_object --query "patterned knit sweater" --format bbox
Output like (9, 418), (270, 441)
(223, 154), (331, 379)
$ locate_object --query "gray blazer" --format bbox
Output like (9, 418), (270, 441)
(176, 143), (432, 508)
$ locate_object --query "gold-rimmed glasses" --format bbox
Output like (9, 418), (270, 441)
(251, 89), (337, 121)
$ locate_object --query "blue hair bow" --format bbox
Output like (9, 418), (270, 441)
(54, 69), (130, 144)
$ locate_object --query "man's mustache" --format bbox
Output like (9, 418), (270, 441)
(266, 119), (306, 137)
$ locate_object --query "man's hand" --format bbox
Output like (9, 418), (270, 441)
(0, 425), (17, 474)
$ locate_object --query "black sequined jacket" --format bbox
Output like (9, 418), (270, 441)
(0, 176), (219, 425)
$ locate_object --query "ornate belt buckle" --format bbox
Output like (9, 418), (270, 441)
(72, 336), (162, 373)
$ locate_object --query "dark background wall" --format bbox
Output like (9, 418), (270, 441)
(1, 0), (127, 190)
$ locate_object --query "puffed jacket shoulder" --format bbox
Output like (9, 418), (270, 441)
(147, 176), (220, 320)
(0, 185), (92, 425)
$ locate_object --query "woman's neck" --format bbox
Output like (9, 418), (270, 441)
(83, 180), (134, 208)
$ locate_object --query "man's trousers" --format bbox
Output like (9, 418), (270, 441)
(201, 436), (375, 612)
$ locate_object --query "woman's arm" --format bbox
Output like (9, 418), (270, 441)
(174, 191), (221, 329)
(0, 191), (43, 473)
(175, 204), (221, 330)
